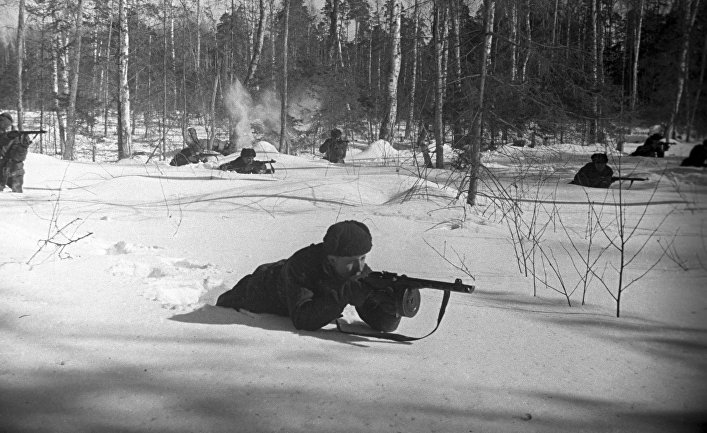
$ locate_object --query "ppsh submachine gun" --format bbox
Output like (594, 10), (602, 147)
(336, 271), (475, 342)
(254, 159), (276, 173)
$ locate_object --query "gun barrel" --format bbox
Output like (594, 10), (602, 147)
(612, 176), (647, 182)
(365, 271), (475, 294)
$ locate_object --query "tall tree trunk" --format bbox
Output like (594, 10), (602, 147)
(162, 0), (168, 159)
(433, 0), (445, 168)
(118, 0), (132, 159)
(328, 0), (344, 68)
(588, 0), (598, 144)
(666, 0), (701, 140)
(416, 121), (433, 168)
(379, 0), (401, 143)
(196, 0), (201, 70)
(103, 0), (114, 138)
(630, 0), (644, 111)
(279, 0), (290, 153)
(16, 0), (25, 128)
(520, 0), (531, 82)
(146, 33), (153, 138)
(404, 0), (419, 140)
(210, 62), (220, 151)
(64, 0), (84, 161)
(52, 28), (66, 153)
(270, 0), (276, 87)
(552, 0), (559, 45)
(450, 0), (463, 148)
(686, 30), (707, 141)
(467, 0), (494, 206)
(170, 0), (177, 110)
(597, 0), (605, 142)
(510, 0), (517, 81)
(245, 0), (266, 86)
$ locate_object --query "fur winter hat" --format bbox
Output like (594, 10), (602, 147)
(591, 153), (608, 163)
(323, 220), (372, 257)
(0, 112), (13, 123)
(240, 148), (256, 158)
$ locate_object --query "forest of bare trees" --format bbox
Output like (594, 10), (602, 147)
(1, 0), (705, 167)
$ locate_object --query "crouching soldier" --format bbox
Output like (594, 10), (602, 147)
(571, 153), (614, 189)
(319, 128), (348, 163)
(0, 112), (30, 193)
(680, 141), (707, 168)
(216, 220), (400, 332)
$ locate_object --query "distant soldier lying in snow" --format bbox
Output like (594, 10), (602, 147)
(219, 148), (275, 174)
(169, 127), (231, 166)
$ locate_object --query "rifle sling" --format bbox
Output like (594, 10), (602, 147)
(335, 290), (451, 342)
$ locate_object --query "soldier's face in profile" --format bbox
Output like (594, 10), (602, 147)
(594, 161), (606, 171)
(328, 254), (367, 279)
(0, 118), (11, 130)
(243, 156), (254, 164)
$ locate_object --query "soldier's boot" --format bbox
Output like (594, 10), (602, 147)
(9, 175), (23, 193)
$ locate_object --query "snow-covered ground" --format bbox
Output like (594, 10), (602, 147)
(1, 134), (706, 432)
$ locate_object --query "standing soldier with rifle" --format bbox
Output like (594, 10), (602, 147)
(0, 112), (46, 193)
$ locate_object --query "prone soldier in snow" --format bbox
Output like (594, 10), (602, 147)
(571, 153), (614, 189)
(169, 127), (228, 166)
(219, 148), (274, 174)
(631, 126), (669, 158)
(216, 220), (401, 332)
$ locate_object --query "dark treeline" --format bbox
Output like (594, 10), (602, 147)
(0, 0), (705, 163)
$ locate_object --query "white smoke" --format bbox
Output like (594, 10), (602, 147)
(223, 80), (281, 149)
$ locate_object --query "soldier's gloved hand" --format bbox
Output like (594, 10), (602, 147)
(368, 287), (398, 316)
(335, 280), (371, 307)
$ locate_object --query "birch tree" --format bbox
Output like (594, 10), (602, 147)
(665, 0), (701, 140)
(588, 0), (599, 144)
(245, 0), (266, 86)
(327, 0), (344, 68)
(630, 0), (644, 111)
(433, 0), (445, 168)
(279, 0), (290, 153)
(51, 24), (67, 153)
(467, 0), (494, 206)
(63, 0), (84, 161)
(118, 0), (132, 159)
(16, 0), (26, 128)
(378, 0), (401, 143)
(404, 0), (418, 139)
(196, 0), (201, 70)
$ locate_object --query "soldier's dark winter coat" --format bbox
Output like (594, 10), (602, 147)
(319, 139), (348, 163)
(0, 132), (29, 193)
(681, 143), (707, 167)
(631, 133), (667, 158)
(216, 243), (400, 332)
